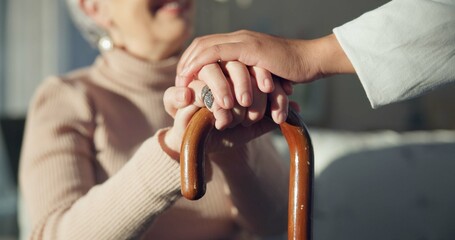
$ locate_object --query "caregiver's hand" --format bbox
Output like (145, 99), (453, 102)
(176, 30), (354, 106)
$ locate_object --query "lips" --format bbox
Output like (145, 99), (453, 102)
(152, 0), (189, 14)
(162, 2), (181, 10)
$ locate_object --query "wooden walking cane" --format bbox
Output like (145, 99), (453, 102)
(180, 107), (313, 240)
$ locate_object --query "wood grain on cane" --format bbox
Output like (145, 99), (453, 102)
(180, 107), (313, 240)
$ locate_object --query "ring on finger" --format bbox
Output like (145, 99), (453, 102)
(201, 85), (214, 109)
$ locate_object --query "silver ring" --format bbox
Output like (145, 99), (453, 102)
(201, 85), (214, 109)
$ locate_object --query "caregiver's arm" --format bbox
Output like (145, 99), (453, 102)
(177, 0), (455, 109)
(333, 0), (455, 108)
(176, 31), (354, 102)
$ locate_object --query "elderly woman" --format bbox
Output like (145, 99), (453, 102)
(19, 0), (288, 239)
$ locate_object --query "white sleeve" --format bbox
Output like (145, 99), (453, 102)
(333, 0), (455, 108)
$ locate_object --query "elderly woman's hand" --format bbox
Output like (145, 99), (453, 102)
(162, 75), (285, 154)
(165, 80), (289, 131)
(166, 68), (290, 131)
(162, 85), (278, 155)
(195, 62), (292, 125)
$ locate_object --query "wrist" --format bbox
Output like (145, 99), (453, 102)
(316, 33), (355, 76)
(289, 38), (328, 82)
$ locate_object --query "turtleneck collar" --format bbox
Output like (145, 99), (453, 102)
(92, 48), (179, 91)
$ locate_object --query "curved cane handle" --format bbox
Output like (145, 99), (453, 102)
(180, 107), (313, 240)
(180, 108), (214, 200)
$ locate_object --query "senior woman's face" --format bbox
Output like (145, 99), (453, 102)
(101, 0), (194, 60)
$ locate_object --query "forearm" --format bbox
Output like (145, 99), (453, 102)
(210, 135), (288, 236)
(314, 34), (356, 76)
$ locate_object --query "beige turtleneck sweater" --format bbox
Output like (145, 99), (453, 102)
(19, 49), (288, 240)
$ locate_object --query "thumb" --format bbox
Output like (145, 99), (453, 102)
(164, 87), (193, 118)
(173, 105), (201, 137)
(167, 105), (201, 153)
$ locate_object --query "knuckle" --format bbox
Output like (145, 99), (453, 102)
(199, 63), (218, 76)
(193, 36), (203, 45)
(234, 29), (247, 35)
(237, 29), (248, 36)
(211, 44), (222, 55)
(251, 38), (262, 49)
(211, 104), (222, 113)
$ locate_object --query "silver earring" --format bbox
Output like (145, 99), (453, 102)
(98, 36), (114, 51)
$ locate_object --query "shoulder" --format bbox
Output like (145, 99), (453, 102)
(35, 67), (92, 95)
(29, 68), (95, 122)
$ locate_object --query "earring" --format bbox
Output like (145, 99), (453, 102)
(98, 36), (114, 51)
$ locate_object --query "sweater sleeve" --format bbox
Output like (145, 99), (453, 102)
(20, 77), (181, 240)
(333, 0), (455, 108)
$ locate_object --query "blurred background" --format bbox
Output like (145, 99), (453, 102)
(0, 0), (454, 239)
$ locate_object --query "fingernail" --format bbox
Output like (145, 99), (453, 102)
(278, 112), (287, 123)
(223, 96), (233, 109)
(215, 121), (226, 130)
(241, 93), (251, 106)
(264, 78), (274, 92)
(176, 89), (187, 102)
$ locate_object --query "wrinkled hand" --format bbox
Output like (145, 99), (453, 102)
(165, 80), (290, 128)
(163, 80), (279, 154)
(168, 63), (291, 128)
